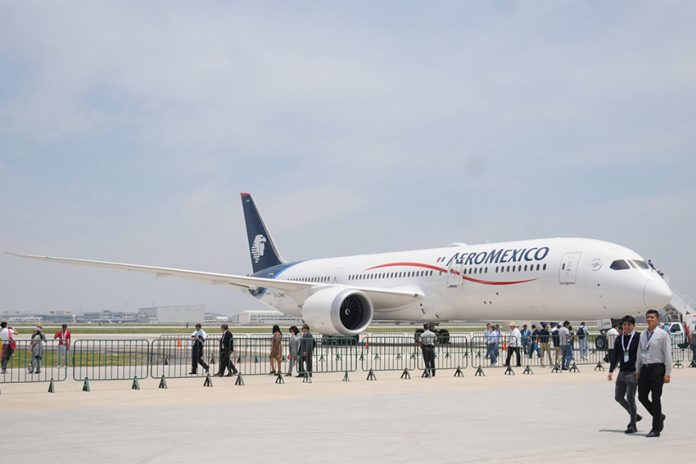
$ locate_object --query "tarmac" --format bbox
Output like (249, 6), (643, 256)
(1, 365), (694, 463)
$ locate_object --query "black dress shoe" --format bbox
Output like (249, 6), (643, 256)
(659, 414), (666, 432)
(624, 426), (637, 434)
(646, 429), (660, 438)
(216, 373), (224, 377)
(189, 371), (197, 375)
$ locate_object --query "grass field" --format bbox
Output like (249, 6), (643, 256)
(9, 325), (483, 335)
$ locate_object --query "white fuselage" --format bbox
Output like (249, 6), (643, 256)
(252, 237), (671, 323)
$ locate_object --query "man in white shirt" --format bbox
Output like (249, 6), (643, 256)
(606, 322), (620, 364)
(504, 322), (522, 367)
(636, 309), (672, 438)
(420, 324), (437, 376)
(559, 321), (572, 370)
(189, 323), (209, 375)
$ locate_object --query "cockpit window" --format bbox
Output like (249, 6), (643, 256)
(631, 260), (649, 269)
(610, 260), (630, 270)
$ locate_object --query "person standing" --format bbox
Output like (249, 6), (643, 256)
(486, 324), (500, 365)
(577, 322), (589, 360)
(559, 321), (572, 370)
(1, 321), (18, 374)
(53, 323), (71, 368)
(529, 324), (541, 359)
(538, 323), (552, 367)
(420, 323), (437, 376)
(30, 324), (47, 374)
(286, 326), (301, 376)
(608, 315), (642, 433)
(552, 324), (562, 367)
(505, 322), (522, 367)
(689, 322), (696, 368)
(520, 324), (532, 358)
(606, 322), (620, 364)
(269, 325), (282, 374)
(636, 309), (672, 438)
(484, 323), (493, 360)
(189, 323), (209, 375)
(216, 324), (237, 376)
(297, 324), (315, 378)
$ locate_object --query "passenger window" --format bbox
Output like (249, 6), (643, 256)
(610, 260), (630, 270)
(543, 264), (547, 271)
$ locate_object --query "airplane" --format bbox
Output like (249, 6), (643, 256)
(9, 193), (672, 335)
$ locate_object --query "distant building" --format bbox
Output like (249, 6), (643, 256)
(232, 310), (303, 326)
(137, 305), (205, 324)
(80, 311), (137, 324)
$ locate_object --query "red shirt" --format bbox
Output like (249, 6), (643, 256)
(54, 330), (71, 347)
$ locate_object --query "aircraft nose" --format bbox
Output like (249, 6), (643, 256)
(643, 277), (672, 309)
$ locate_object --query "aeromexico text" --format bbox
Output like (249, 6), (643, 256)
(446, 247), (550, 267)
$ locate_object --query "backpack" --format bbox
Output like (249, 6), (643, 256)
(577, 326), (586, 339)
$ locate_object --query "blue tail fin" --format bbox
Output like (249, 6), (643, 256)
(240, 193), (284, 273)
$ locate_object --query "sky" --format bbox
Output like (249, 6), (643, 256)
(1, 1), (695, 316)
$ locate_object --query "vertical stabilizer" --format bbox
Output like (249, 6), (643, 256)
(240, 193), (284, 273)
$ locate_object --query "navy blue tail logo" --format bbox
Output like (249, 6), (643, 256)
(241, 193), (284, 273)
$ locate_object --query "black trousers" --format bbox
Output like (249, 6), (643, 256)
(191, 342), (209, 373)
(505, 347), (521, 367)
(1, 345), (14, 370)
(298, 353), (313, 376)
(217, 350), (236, 375)
(638, 364), (666, 431)
(422, 346), (436, 375)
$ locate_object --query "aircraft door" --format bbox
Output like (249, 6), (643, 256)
(332, 267), (345, 284)
(447, 261), (464, 287)
(559, 252), (582, 285)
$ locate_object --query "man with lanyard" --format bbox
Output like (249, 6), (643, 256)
(608, 315), (642, 434)
(420, 323), (437, 377)
(636, 309), (672, 438)
(216, 324), (237, 377)
(189, 323), (209, 375)
(53, 323), (71, 369)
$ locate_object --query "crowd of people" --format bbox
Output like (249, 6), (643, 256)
(188, 322), (316, 378)
(484, 320), (590, 369)
(1, 322), (72, 374)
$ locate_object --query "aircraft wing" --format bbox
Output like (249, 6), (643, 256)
(8, 253), (422, 309)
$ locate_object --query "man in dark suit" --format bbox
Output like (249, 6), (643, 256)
(297, 324), (315, 378)
(216, 324), (238, 376)
(608, 315), (642, 434)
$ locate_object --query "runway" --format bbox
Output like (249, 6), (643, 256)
(1, 365), (693, 463)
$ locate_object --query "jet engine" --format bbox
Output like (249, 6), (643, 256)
(301, 288), (374, 335)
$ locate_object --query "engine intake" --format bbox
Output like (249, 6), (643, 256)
(301, 288), (374, 335)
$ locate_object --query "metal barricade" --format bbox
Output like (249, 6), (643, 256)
(150, 335), (221, 378)
(0, 339), (68, 383)
(233, 335), (284, 376)
(415, 333), (469, 373)
(72, 339), (150, 381)
(312, 335), (358, 374)
(360, 335), (417, 373)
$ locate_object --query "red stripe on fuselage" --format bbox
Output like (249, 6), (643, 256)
(364, 262), (538, 286)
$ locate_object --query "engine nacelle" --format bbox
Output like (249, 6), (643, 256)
(301, 288), (374, 335)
